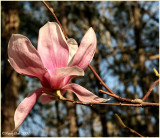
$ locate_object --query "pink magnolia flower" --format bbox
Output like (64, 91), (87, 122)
(8, 22), (107, 130)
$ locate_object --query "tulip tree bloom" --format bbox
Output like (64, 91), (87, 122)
(8, 22), (107, 130)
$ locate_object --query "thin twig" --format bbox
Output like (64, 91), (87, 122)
(114, 114), (144, 137)
(142, 79), (159, 101)
(99, 90), (133, 103)
(42, 1), (69, 40)
(88, 65), (115, 95)
(99, 90), (159, 106)
(99, 90), (116, 97)
(149, 54), (159, 60)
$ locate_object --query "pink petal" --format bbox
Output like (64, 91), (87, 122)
(67, 38), (78, 64)
(38, 22), (69, 75)
(8, 34), (46, 80)
(40, 71), (52, 88)
(62, 84), (107, 102)
(14, 88), (44, 130)
(40, 93), (53, 104)
(51, 66), (84, 89)
(69, 28), (97, 70)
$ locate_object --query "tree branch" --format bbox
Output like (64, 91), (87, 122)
(50, 97), (159, 107)
(148, 54), (159, 60)
(142, 79), (159, 101)
(88, 65), (115, 95)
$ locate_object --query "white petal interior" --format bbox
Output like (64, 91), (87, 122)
(67, 38), (78, 65)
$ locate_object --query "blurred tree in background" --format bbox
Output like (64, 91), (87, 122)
(1, 2), (21, 137)
(1, 1), (159, 137)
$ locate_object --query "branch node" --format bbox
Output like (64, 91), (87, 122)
(131, 99), (143, 104)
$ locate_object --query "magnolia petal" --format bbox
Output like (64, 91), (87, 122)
(62, 84), (107, 102)
(38, 22), (69, 75)
(40, 93), (53, 104)
(14, 88), (43, 130)
(40, 71), (52, 88)
(51, 66), (84, 89)
(67, 38), (78, 65)
(8, 34), (46, 80)
(69, 28), (97, 70)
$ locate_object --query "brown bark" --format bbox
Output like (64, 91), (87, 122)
(1, 2), (21, 137)
(55, 101), (61, 136)
(93, 48), (108, 137)
(66, 92), (78, 137)
(132, 2), (154, 135)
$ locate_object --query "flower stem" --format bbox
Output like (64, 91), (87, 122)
(56, 90), (65, 100)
